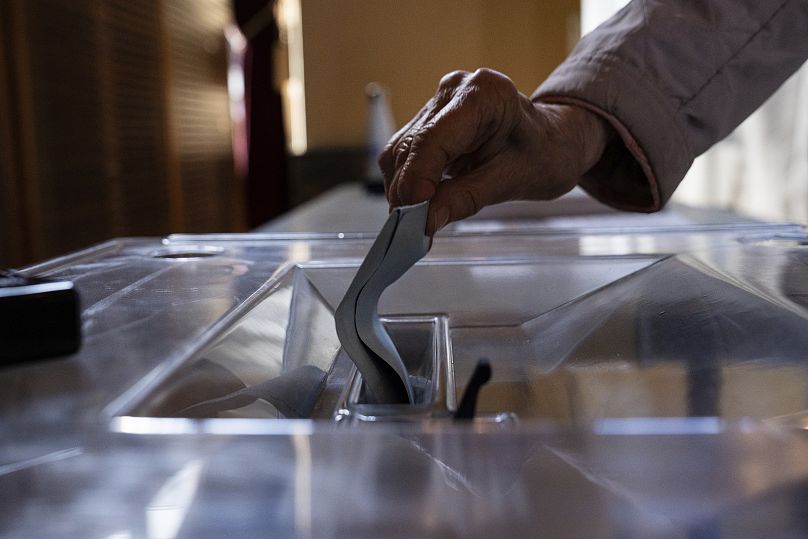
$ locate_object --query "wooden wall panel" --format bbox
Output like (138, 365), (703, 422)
(5, 0), (171, 260)
(25, 1), (119, 254)
(100, 0), (173, 237)
(162, 0), (243, 233)
(0, 1), (24, 266)
(0, 0), (242, 266)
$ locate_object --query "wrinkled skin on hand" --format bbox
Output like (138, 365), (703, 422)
(379, 68), (613, 234)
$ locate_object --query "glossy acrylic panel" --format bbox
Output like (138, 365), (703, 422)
(93, 225), (808, 427)
(7, 224), (808, 538)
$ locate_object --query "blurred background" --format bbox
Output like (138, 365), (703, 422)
(1, 0), (805, 268)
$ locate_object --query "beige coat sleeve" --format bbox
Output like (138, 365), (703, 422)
(534, 0), (808, 211)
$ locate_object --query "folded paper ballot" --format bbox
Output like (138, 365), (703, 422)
(335, 201), (432, 404)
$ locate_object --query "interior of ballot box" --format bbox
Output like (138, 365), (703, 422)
(123, 227), (808, 426)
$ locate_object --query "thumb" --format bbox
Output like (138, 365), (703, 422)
(426, 170), (512, 235)
(392, 95), (491, 206)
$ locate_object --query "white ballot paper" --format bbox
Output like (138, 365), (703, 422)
(335, 201), (431, 404)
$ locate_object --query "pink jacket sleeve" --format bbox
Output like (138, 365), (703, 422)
(534, 0), (808, 211)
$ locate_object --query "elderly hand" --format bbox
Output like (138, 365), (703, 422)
(379, 68), (613, 234)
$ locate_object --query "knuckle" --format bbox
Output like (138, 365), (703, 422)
(394, 135), (412, 154)
(410, 128), (431, 149)
(470, 67), (498, 83)
(394, 145), (410, 169)
(408, 126), (450, 166)
(438, 70), (469, 90)
(380, 139), (396, 157)
(469, 68), (514, 93)
(398, 134), (414, 149)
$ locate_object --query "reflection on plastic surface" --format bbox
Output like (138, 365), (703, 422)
(8, 225), (804, 428)
(106, 225), (808, 428)
(453, 253), (808, 422)
(7, 225), (808, 537)
(146, 459), (205, 539)
(7, 425), (808, 537)
(128, 267), (339, 419)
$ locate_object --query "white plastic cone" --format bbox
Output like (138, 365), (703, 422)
(364, 82), (396, 193)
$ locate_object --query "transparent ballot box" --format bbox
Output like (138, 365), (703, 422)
(47, 223), (801, 430)
(11, 223), (808, 538)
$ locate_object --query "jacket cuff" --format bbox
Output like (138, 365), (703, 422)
(533, 55), (694, 212)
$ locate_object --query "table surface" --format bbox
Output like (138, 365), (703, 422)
(258, 183), (754, 233)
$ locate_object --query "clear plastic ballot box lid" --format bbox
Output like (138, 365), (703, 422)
(27, 224), (808, 429)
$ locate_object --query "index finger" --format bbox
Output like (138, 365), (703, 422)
(390, 91), (491, 206)
(379, 106), (430, 203)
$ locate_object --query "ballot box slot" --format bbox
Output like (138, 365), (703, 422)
(334, 315), (453, 423)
